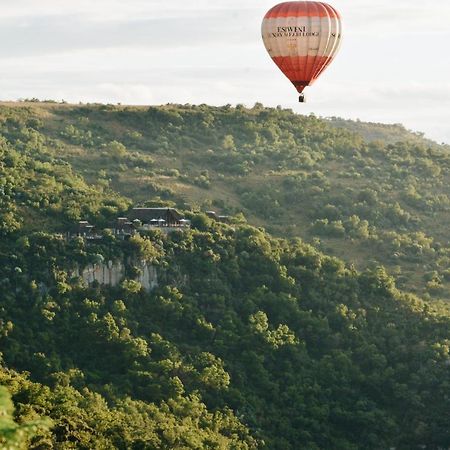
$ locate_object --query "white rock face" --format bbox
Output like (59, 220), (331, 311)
(139, 263), (158, 291)
(79, 260), (158, 291)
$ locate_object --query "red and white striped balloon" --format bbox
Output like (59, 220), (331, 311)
(262, 1), (342, 95)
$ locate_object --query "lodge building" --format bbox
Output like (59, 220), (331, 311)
(71, 208), (191, 240)
(129, 207), (187, 227)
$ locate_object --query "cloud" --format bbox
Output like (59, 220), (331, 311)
(0, 0), (152, 20)
(3, 0), (449, 32)
(0, 0), (264, 22)
(1, 0), (448, 61)
(321, 1), (450, 38)
(0, 8), (258, 58)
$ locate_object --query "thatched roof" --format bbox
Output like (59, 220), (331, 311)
(129, 208), (183, 224)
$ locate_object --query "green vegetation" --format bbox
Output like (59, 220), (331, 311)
(1, 101), (450, 448)
(0, 386), (51, 450)
(1, 101), (447, 298)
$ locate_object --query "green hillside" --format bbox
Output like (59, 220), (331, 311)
(1, 101), (450, 448)
(1, 101), (449, 300)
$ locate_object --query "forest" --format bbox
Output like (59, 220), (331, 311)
(1, 101), (450, 449)
(1, 101), (448, 299)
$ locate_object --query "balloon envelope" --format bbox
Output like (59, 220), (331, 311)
(261, 1), (342, 94)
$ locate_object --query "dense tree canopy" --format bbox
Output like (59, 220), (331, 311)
(1, 102), (450, 448)
(1, 102), (449, 298)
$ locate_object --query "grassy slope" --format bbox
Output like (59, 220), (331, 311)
(2, 101), (450, 300)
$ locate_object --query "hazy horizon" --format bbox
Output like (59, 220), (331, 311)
(1, 0), (449, 144)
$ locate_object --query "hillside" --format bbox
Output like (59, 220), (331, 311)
(1, 101), (449, 300)
(2, 222), (450, 449)
(1, 101), (450, 448)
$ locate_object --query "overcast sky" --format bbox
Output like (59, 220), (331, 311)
(1, 0), (449, 143)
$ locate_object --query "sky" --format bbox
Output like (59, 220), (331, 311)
(1, 0), (449, 144)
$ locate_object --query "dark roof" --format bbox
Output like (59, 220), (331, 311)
(130, 208), (183, 223)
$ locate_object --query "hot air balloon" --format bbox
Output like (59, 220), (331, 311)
(261, 1), (342, 102)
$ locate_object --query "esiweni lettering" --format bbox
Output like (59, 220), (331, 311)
(271, 26), (320, 38)
(277, 26), (306, 32)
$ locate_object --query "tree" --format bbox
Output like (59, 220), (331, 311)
(107, 140), (128, 160)
(0, 387), (51, 449)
